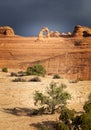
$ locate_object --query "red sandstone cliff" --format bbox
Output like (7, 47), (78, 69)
(0, 25), (91, 80)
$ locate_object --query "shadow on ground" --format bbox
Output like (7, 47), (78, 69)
(2, 107), (40, 116)
(30, 121), (56, 130)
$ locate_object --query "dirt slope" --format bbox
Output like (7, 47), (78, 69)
(0, 72), (91, 130)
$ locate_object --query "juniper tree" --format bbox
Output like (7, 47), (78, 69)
(34, 82), (71, 114)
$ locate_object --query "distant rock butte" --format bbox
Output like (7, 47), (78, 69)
(73, 25), (91, 37)
(38, 25), (91, 40)
(0, 26), (14, 36)
(0, 25), (91, 80)
(38, 27), (61, 40)
(0, 25), (91, 38)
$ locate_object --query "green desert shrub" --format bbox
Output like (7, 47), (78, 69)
(59, 107), (75, 124)
(34, 82), (71, 114)
(55, 122), (69, 130)
(73, 93), (91, 130)
(39, 124), (52, 130)
(83, 93), (91, 113)
(83, 102), (91, 113)
(26, 64), (46, 77)
(11, 71), (26, 77)
(79, 113), (91, 130)
(17, 71), (26, 77)
(53, 74), (61, 79)
(12, 78), (26, 82)
(2, 67), (8, 72)
(79, 94), (91, 130)
(73, 115), (82, 129)
(29, 76), (41, 82)
(37, 93), (91, 130)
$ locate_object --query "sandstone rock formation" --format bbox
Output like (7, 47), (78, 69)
(0, 26), (14, 36)
(0, 25), (91, 80)
(73, 25), (91, 37)
(38, 27), (50, 40)
(38, 27), (61, 40)
(50, 31), (60, 37)
(61, 32), (72, 37)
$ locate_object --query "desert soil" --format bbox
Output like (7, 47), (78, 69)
(0, 71), (91, 130)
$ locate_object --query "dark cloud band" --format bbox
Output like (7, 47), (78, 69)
(0, 0), (90, 36)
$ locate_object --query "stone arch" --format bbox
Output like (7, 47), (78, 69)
(38, 27), (50, 39)
(0, 26), (15, 36)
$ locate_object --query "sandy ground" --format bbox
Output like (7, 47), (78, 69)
(0, 72), (91, 130)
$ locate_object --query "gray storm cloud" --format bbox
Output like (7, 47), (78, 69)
(0, 0), (90, 36)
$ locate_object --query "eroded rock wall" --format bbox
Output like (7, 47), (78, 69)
(39, 52), (91, 80)
(0, 36), (91, 80)
(0, 25), (91, 80)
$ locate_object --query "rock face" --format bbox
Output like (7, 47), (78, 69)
(73, 25), (91, 37)
(0, 26), (14, 36)
(0, 25), (91, 80)
(40, 52), (91, 80)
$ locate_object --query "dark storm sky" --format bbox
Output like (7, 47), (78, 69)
(0, 0), (91, 36)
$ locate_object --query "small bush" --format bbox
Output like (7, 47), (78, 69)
(29, 77), (41, 82)
(26, 64), (46, 77)
(10, 72), (17, 77)
(12, 78), (26, 82)
(53, 74), (61, 79)
(59, 107), (75, 123)
(39, 124), (51, 130)
(18, 71), (26, 77)
(69, 79), (78, 83)
(2, 67), (8, 73)
(55, 122), (69, 130)
(80, 113), (91, 130)
(73, 115), (82, 129)
(73, 93), (91, 130)
(83, 102), (91, 113)
(83, 93), (91, 113)
(11, 71), (26, 77)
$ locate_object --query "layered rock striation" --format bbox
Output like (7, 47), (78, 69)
(0, 25), (91, 80)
